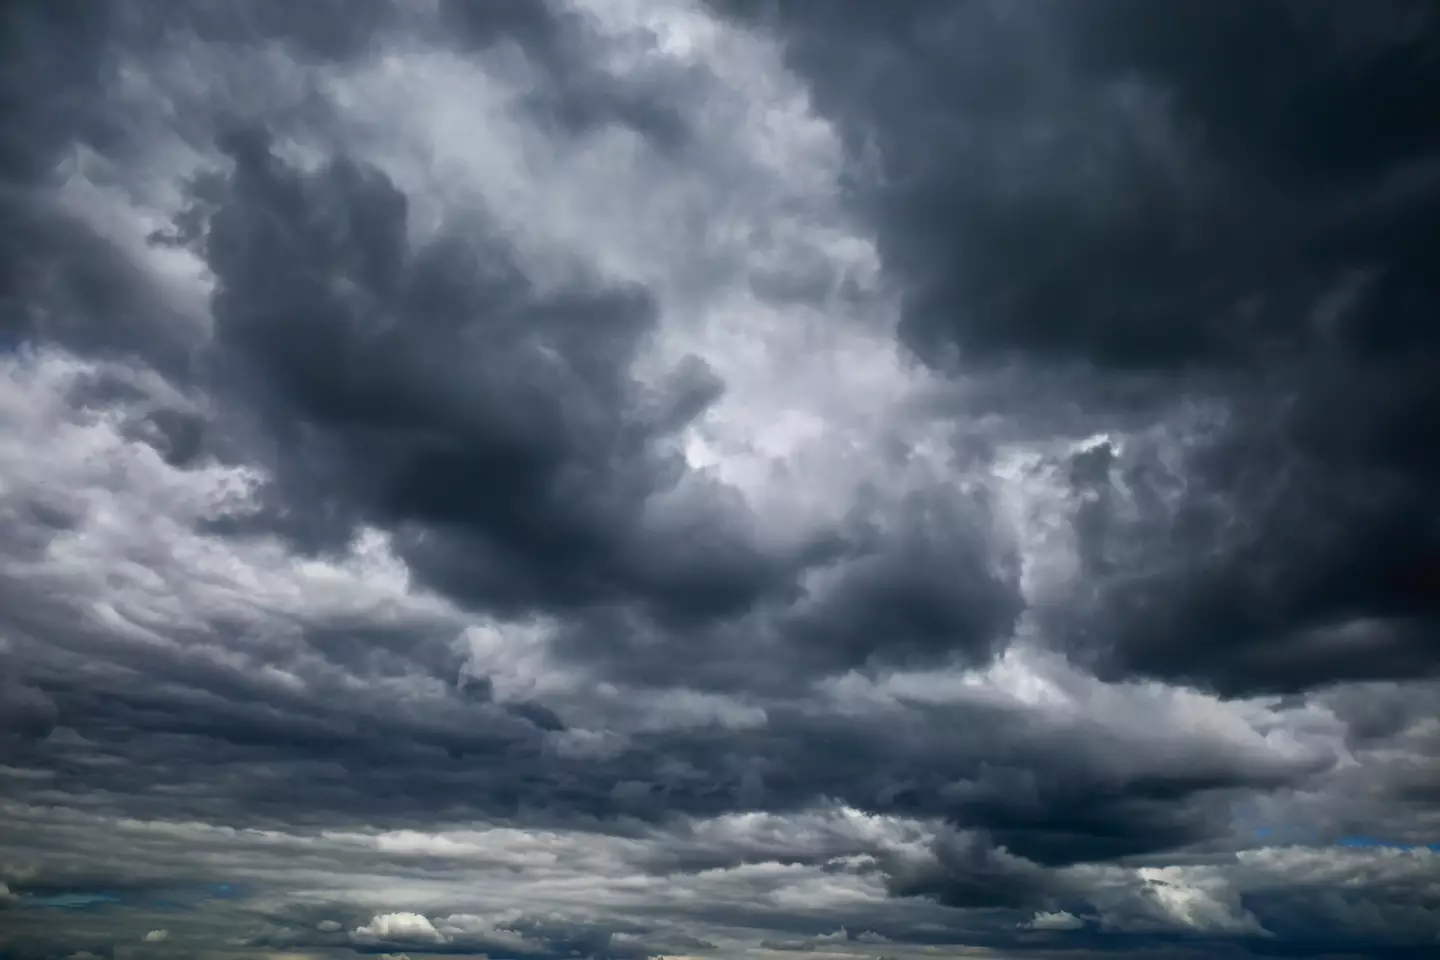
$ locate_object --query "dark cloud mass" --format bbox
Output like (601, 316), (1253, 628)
(2, 1), (1438, 958)
(725, 0), (1440, 696)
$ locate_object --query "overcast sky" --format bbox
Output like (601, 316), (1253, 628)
(2, 1), (1439, 958)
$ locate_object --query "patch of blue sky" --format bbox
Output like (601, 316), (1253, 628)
(1251, 824), (1320, 845)
(19, 892), (121, 909)
(1336, 836), (1440, 851)
(17, 883), (242, 911)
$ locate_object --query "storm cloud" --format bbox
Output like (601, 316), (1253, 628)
(2, 1), (1438, 958)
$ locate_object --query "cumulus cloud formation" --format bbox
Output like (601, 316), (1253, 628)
(353, 912), (447, 946)
(2, 0), (1438, 957)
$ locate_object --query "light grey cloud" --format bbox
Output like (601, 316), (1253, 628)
(1023, 910), (1084, 932)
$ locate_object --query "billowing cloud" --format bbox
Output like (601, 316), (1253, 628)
(2, 1), (1437, 958)
(721, 0), (1440, 698)
(353, 912), (446, 945)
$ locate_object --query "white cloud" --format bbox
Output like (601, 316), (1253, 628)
(353, 912), (447, 944)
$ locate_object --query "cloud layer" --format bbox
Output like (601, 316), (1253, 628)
(2, 1), (1438, 958)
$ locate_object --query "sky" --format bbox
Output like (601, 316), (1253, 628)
(1, 1), (1438, 958)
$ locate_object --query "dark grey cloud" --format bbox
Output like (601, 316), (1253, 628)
(4, 0), (1027, 700)
(165, 119), (1022, 687)
(880, 828), (1056, 910)
(191, 125), (698, 604)
(1, 1), (118, 184)
(2, 1), (1439, 959)
(718, 0), (1440, 696)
